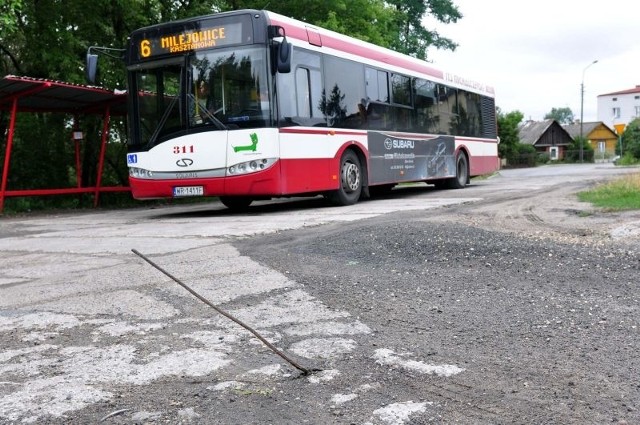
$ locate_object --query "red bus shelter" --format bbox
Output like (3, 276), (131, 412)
(0, 75), (129, 213)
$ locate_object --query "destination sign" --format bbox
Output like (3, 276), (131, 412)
(135, 22), (245, 60)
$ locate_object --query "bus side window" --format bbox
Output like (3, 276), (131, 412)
(277, 70), (296, 122)
(435, 84), (457, 135)
(393, 107), (412, 132)
(309, 68), (323, 121)
(389, 74), (412, 131)
(323, 56), (365, 128)
(365, 68), (389, 104)
(414, 78), (439, 134)
(296, 68), (311, 118)
(295, 67), (324, 124)
(462, 91), (482, 137)
(447, 89), (483, 137)
(279, 48), (324, 126)
(367, 102), (391, 130)
(390, 73), (411, 106)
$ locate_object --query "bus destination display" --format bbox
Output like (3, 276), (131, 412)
(136, 22), (244, 59)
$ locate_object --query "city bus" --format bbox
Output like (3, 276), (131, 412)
(99, 9), (499, 209)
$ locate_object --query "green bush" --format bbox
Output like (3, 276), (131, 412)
(621, 118), (640, 160)
(615, 153), (639, 166)
(564, 136), (595, 162)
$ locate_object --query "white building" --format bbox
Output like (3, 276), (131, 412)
(597, 85), (640, 129)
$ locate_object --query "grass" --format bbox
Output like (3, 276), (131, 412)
(471, 171), (500, 181)
(578, 173), (640, 211)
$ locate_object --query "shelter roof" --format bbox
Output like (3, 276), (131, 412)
(0, 75), (127, 115)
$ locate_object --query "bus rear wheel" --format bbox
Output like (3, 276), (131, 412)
(436, 151), (468, 189)
(451, 151), (469, 188)
(219, 196), (253, 210)
(329, 150), (362, 206)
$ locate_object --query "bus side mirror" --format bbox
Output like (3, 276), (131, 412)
(268, 25), (291, 74)
(276, 40), (291, 74)
(86, 53), (98, 84)
(85, 46), (125, 84)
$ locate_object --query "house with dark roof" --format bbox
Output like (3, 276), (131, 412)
(562, 121), (618, 160)
(518, 119), (573, 160)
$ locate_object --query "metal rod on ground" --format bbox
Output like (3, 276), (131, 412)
(100, 408), (131, 422)
(131, 249), (315, 375)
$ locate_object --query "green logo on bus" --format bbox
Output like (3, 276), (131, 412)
(233, 133), (259, 153)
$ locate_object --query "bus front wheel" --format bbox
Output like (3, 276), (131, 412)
(329, 150), (362, 206)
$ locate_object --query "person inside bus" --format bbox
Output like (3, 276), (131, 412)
(365, 98), (384, 129)
(191, 80), (213, 125)
(256, 86), (269, 112)
(357, 98), (369, 127)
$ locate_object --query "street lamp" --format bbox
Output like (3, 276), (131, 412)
(579, 59), (598, 163)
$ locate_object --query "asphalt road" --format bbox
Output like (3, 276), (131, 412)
(0, 163), (638, 424)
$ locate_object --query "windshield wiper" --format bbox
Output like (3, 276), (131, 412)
(147, 95), (179, 148)
(188, 93), (228, 130)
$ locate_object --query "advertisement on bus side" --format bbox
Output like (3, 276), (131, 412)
(367, 132), (455, 184)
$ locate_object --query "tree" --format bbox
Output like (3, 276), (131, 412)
(386, 0), (461, 59)
(0, 0), (24, 74)
(496, 107), (524, 160)
(496, 108), (544, 166)
(621, 118), (640, 159)
(0, 0), (22, 32)
(544, 107), (574, 125)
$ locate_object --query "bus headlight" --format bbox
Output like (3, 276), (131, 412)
(227, 158), (276, 176)
(129, 167), (153, 179)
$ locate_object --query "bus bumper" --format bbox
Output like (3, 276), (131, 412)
(128, 162), (283, 200)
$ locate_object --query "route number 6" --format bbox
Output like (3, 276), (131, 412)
(140, 40), (151, 58)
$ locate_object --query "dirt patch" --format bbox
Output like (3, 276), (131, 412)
(428, 182), (640, 250)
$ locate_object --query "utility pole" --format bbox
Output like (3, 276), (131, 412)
(579, 60), (598, 163)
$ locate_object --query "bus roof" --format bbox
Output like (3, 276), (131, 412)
(126, 9), (494, 97)
(265, 11), (495, 98)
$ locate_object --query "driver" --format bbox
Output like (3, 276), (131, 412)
(192, 80), (212, 124)
(257, 86), (269, 110)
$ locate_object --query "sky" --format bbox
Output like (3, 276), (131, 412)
(425, 0), (639, 123)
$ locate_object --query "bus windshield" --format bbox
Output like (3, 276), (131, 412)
(130, 46), (272, 148)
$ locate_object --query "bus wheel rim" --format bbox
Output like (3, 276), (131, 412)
(343, 162), (360, 192)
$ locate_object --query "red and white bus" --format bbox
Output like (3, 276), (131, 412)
(118, 9), (499, 209)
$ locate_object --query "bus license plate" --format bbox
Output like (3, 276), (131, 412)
(173, 186), (204, 197)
